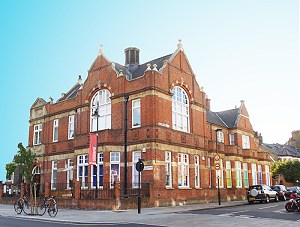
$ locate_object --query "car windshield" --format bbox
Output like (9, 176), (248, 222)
(288, 187), (296, 191)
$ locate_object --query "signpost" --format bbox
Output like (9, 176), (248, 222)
(135, 158), (144, 214)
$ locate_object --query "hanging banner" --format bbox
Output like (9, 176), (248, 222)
(89, 133), (97, 165)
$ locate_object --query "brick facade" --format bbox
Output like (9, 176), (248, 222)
(27, 42), (272, 208)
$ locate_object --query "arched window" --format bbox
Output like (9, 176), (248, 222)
(90, 89), (111, 131)
(172, 86), (190, 132)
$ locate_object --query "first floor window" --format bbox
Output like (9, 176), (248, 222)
(132, 99), (141, 128)
(68, 115), (75, 139)
(217, 131), (224, 143)
(229, 134), (235, 145)
(225, 161), (232, 188)
(235, 161), (242, 188)
(66, 159), (74, 189)
(165, 151), (172, 188)
(243, 163), (249, 188)
(242, 135), (250, 149)
(53, 119), (59, 142)
(110, 152), (120, 188)
(178, 153), (189, 188)
(92, 153), (104, 188)
(194, 155), (200, 188)
(51, 161), (57, 190)
(77, 155), (88, 188)
(265, 165), (270, 185)
(33, 124), (42, 145)
(251, 163), (257, 185)
(216, 159), (223, 188)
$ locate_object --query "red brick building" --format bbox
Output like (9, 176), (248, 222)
(27, 41), (272, 207)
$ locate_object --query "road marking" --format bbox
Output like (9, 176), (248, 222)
(258, 205), (277, 209)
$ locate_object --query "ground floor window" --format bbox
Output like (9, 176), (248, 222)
(110, 152), (120, 188)
(92, 153), (104, 188)
(165, 151), (172, 188)
(194, 155), (200, 188)
(178, 153), (189, 188)
(216, 159), (223, 188)
(235, 161), (242, 188)
(77, 155), (88, 188)
(265, 165), (270, 185)
(251, 163), (257, 185)
(132, 151), (141, 188)
(225, 161), (232, 188)
(51, 161), (57, 190)
(66, 159), (74, 189)
(243, 163), (249, 188)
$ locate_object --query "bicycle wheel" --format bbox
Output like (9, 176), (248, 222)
(22, 201), (32, 215)
(48, 203), (58, 217)
(14, 199), (23, 214)
(37, 202), (47, 216)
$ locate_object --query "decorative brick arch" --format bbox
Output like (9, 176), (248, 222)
(169, 78), (194, 102)
(86, 80), (114, 102)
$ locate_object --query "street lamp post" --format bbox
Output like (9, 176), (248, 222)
(215, 128), (222, 206)
(92, 101), (99, 198)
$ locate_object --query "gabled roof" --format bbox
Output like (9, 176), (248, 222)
(262, 143), (300, 157)
(207, 108), (240, 128)
(113, 54), (172, 80)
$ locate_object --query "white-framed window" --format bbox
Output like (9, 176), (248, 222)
(132, 99), (141, 128)
(165, 151), (172, 188)
(178, 153), (189, 188)
(77, 155), (88, 188)
(217, 131), (224, 143)
(265, 165), (270, 185)
(235, 161), (242, 188)
(132, 151), (141, 188)
(216, 159), (224, 188)
(68, 115), (75, 140)
(257, 165), (262, 184)
(229, 134), (235, 145)
(251, 163), (257, 185)
(110, 152), (120, 188)
(225, 161), (232, 188)
(92, 153), (104, 189)
(66, 159), (74, 189)
(33, 124), (42, 145)
(172, 86), (190, 133)
(242, 135), (250, 149)
(243, 163), (249, 188)
(90, 89), (111, 132)
(51, 161), (57, 190)
(194, 155), (200, 188)
(53, 119), (59, 142)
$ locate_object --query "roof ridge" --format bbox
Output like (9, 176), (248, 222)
(215, 113), (229, 128)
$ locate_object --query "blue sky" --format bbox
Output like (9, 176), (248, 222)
(0, 0), (299, 182)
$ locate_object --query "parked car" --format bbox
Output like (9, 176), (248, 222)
(270, 185), (287, 201)
(247, 184), (279, 204)
(285, 186), (300, 198)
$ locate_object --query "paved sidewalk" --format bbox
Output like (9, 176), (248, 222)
(0, 200), (247, 225)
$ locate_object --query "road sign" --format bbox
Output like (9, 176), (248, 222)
(215, 163), (220, 170)
(214, 154), (220, 161)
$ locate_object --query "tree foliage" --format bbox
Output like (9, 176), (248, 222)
(6, 143), (37, 181)
(271, 159), (300, 183)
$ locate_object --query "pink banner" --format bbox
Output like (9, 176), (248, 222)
(89, 133), (97, 165)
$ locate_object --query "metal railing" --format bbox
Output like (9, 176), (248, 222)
(80, 182), (114, 199)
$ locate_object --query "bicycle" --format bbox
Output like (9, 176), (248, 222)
(37, 196), (58, 217)
(14, 196), (25, 214)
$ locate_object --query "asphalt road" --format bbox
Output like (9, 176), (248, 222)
(0, 216), (161, 227)
(180, 200), (300, 222)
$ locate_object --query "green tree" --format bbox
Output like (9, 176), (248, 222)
(271, 159), (300, 183)
(6, 143), (37, 181)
